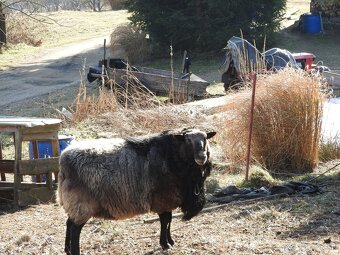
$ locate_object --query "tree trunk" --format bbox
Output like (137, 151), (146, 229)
(0, 2), (6, 46)
(92, 0), (97, 12)
(97, 0), (102, 12)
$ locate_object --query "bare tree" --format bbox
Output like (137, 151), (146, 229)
(0, 1), (6, 46)
(96, 0), (104, 11)
(84, 0), (105, 12)
(107, 0), (124, 10)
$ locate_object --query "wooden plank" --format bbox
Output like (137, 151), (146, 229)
(107, 68), (209, 97)
(22, 133), (58, 141)
(0, 142), (6, 180)
(21, 123), (60, 135)
(0, 160), (15, 173)
(18, 187), (56, 206)
(0, 127), (17, 132)
(0, 181), (47, 189)
(19, 158), (59, 175)
(0, 188), (14, 203)
(31, 140), (41, 182)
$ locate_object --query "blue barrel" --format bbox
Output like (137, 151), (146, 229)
(29, 135), (75, 159)
(303, 13), (322, 34)
(30, 135), (75, 182)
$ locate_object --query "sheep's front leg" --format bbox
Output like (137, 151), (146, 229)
(67, 219), (85, 255)
(65, 218), (72, 255)
(158, 211), (174, 250)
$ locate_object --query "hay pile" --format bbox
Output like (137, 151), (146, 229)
(221, 68), (327, 174)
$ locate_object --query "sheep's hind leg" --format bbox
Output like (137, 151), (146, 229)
(158, 211), (174, 250)
(68, 219), (85, 255)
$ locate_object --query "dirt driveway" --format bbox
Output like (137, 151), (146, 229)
(0, 36), (109, 116)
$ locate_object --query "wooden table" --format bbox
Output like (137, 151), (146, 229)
(0, 117), (61, 206)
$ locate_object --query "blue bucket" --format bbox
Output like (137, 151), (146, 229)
(303, 13), (322, 34)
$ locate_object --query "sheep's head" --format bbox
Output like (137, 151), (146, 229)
(175, 128), (216, 166)
(174, 128), (216, 221)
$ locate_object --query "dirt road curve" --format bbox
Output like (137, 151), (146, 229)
(0, 36), (109, 114)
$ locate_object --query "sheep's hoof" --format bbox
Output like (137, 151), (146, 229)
(168, 238), (175, 246)
(161, 243), (173, 250)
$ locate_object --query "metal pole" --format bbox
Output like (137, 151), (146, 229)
(245, 73), (257, 181)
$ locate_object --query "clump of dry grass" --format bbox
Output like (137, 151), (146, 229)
(70, 70), (162, 123)
(319, 134), (340, 162)
(221, 68), (326, 174)
(241, 166), (279, 188)
(71, 81), (120, 123)
(110, 23), (151, 64)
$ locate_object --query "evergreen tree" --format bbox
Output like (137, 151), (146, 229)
(125, 0), (286, 51)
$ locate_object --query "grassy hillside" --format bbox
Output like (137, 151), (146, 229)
(0, 10), (129, 68)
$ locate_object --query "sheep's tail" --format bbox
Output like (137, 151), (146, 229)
(57, 151), (72, 206)
(56, 167), (66, 206)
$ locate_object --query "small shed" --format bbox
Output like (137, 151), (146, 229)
(0, 117), (62, 206)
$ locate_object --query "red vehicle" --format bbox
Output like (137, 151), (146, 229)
(291, 52), (316, 71)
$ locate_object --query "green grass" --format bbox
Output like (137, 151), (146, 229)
(276, 27), (340, 69)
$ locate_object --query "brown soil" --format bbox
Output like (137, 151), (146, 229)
(1, 2), (339, 254)
(0, 161), (339, 255)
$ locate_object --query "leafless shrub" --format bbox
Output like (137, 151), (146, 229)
(220, 68), (326, 174)
(6, 13), (42, 46)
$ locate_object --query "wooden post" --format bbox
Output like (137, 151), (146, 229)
(13, 128), (22, 207)
(181, 50), (187, 73)
(245, 73), (257, 181)
(31, 140), (42, 182)
(51, 138), (60, 185)
(0, 141), (5, 181)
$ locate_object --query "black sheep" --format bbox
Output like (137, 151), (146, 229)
(58, 128), (216, 255)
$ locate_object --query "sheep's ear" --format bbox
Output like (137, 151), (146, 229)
(207, 131), (216, 139)
(174, 134), (185, 141)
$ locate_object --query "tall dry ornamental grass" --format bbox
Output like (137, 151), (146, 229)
(110, 24), (151, 64)
(221, 68), (326, 174)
